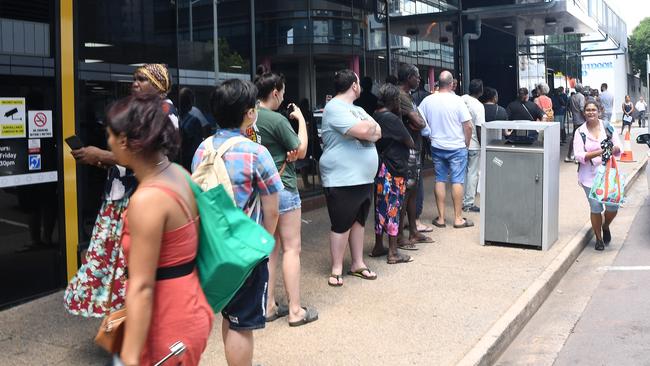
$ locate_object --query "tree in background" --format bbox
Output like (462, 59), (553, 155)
(629, 17), (650, 86)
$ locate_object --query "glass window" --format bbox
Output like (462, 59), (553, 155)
(0, 0), (64, 308)
(75, 0), (179, 250)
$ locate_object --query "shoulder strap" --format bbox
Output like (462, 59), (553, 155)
(215, 135), (249, 158)
(203, 136), (215, 153)
(603, 121), (614, 140)
(520, 102), (534, 120)
(139, 183), (194, 222)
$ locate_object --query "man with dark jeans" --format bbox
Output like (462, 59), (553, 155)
(552, 87), (568, 143)
(396, 63), (433, 248)
(566, 84), (586, 162)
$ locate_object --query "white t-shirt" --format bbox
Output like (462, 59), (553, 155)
(635, 100), (647, 112)
(461, 94), (485, 151)
(418, 91), (472, 150)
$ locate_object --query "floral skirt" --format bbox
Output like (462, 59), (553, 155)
(63, 198), (128, 318)
(375, 163), (407, 236)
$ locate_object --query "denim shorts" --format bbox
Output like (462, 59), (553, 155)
(279, 188), (301, 214)
(582, 185), (619, 214)
(221, 259), (269, 331)
(431, 147), (468, 184)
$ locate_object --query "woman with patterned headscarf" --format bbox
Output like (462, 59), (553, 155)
(64, 64), (179, 318)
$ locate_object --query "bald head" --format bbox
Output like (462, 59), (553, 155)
(438, 71), (453, 90)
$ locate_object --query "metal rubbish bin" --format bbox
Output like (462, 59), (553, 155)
(479, 121), (560, 250)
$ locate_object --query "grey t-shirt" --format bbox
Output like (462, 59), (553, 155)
(569, 93), (586, 124)
(599, 90), (614, 114)
(319, 98), (379, 187)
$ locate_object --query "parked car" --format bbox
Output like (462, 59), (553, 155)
(636, 133), (650, 190)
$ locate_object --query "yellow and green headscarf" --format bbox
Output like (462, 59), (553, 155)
(135, 64), (171, 94)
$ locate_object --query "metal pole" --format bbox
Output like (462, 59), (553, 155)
(646, 54), (649, 108)
(385, 0), (391, 76)
(214, 0), (219, 83)
(189, 1), (193, 42)
(250, 0), (256, 79)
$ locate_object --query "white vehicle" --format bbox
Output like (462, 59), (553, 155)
(636, 133), (650, 189)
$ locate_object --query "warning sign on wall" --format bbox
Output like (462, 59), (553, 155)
(0, 98), (26, 138)
(28, 110), (53, 138)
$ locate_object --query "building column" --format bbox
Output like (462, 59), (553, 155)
(60, 0), (79, 280)
(349, 55), (360, 76)
(428, 67), (435, 92)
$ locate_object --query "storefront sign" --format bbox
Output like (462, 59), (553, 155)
(28, 154), (41, 171)
(28, 139), (41, 153)
(28, 110), (53, 138)
(0, 140), (27, 174)
(0, 98), (26, 138)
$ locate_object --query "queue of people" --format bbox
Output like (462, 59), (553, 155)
(63, 61), (631, 365)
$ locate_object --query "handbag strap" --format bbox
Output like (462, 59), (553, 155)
(521, 102), (535, 121)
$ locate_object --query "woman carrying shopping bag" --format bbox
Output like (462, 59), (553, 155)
(573, 100), (623, 251)
(108, 93), (213, 366)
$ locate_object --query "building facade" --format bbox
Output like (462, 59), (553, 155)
(0, 0), (627, 308)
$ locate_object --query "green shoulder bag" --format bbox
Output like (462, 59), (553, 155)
(185, 176), (275, 313)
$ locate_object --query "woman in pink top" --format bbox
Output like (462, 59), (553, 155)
(107, 93), (213, 366)
(534, 82), (553, 121)
(573, 100), (622, 251)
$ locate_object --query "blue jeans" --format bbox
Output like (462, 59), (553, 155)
(278, 188), (301, 214)
(431, 147), (468, 184)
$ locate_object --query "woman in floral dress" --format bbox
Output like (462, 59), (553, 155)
(370, 83), (415, 264)
(64, 64), (176, 316)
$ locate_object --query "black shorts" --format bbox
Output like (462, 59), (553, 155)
(221, 259), (269, 331)
(324, 184), (373, 233)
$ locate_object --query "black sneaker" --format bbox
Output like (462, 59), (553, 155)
(595, 239), (605, 251)
(602, 227), (611, 245)
(462, 205), (480, 212)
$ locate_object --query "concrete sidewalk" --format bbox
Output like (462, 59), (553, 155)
(1, 128), (648, 366)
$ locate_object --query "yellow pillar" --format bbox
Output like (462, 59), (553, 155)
(60, 0), (79, 280)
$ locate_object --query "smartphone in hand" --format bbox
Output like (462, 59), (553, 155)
(65, 135), (85, 150)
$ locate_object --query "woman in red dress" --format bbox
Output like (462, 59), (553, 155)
(106, 93), (213, 365)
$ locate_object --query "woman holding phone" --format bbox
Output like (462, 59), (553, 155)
(253, 66), (318, 326)
(64, 64), (177, 317)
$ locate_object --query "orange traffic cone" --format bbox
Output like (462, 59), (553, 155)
(620, 130), (635, 162)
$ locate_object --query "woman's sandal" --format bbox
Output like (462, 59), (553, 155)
(387, 253), (414, 264)
(397, 242), (419, 251)
(347, 267), (377, 280)
(328, 274), (343, 287)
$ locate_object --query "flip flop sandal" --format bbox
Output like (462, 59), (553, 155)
(327, 274), (343, 287)
(431, 218), (446, 228)
(369, 248), (389, 257)
(347, 267), (377, 280)
(289, 306), (319, 327)
(387, 254), (414, 264)
(417, 224), (434, 233)
(410, 235), (434, 244)
(397, 243), (419, 251)
(265, 303), (289, 322)
(453, 218), (475, 229)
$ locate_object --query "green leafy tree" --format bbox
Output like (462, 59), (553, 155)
(629, 17), (650, 86)
(218, 38), (249, 73)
